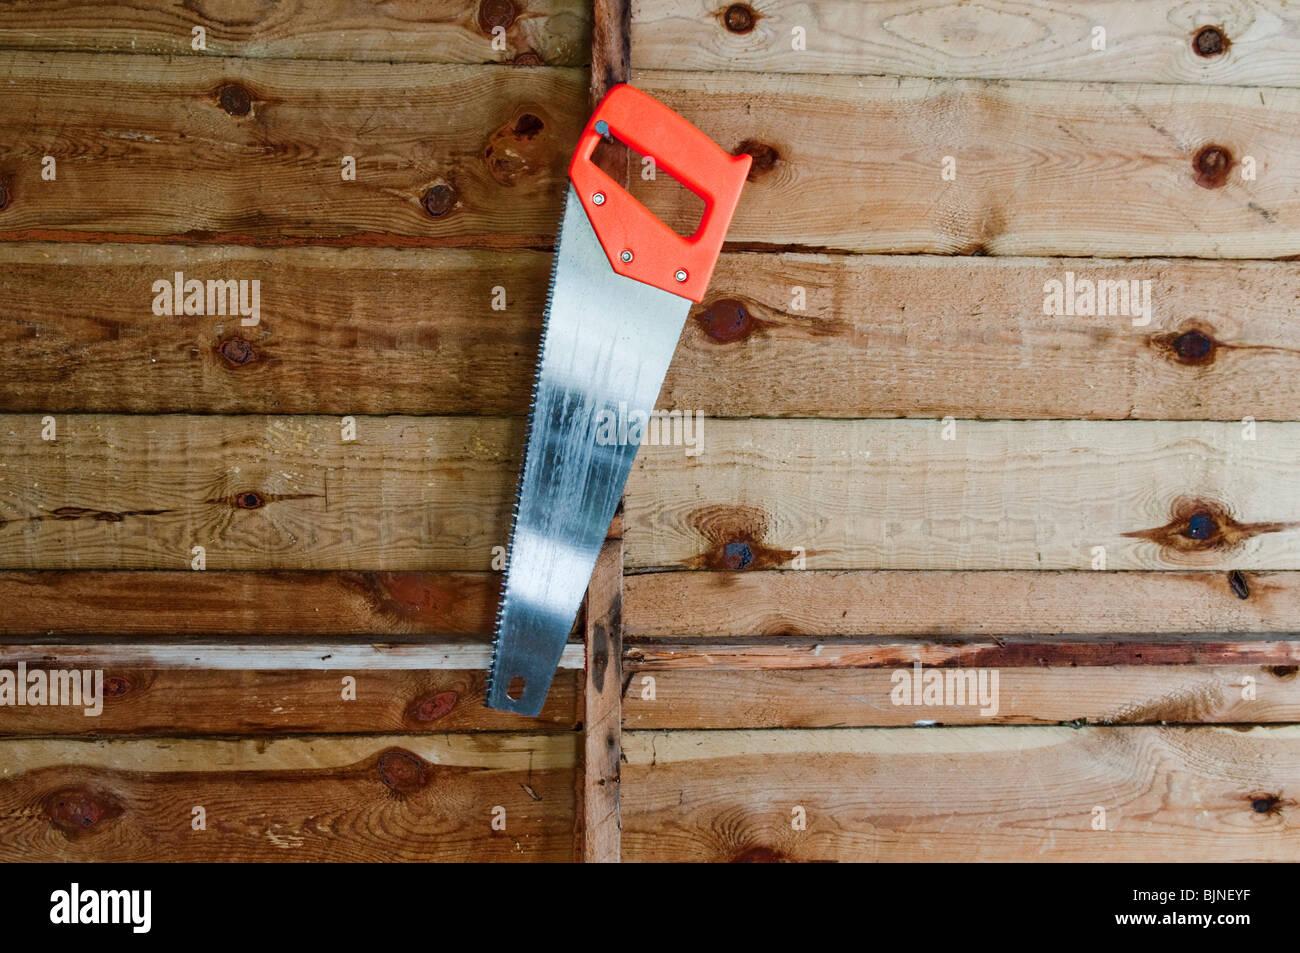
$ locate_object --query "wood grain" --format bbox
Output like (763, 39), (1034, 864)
(624, 419), (1300, 570)
(0, 641), (584, 670)
(0, 570), (500, 636)
(632, 71), (1300, 257)
(0, 415), (517, 570)
(11, 247), (1300, 418)
(578, 531), (623, 861)
(626, 638), (1300, 670)
(0, 733), (576, 861)
(622, 726), (1300, 861)
(633, 0), (1300, 87)
(0, 0), (589, 65)
(622, 570), (1300, 638)
(0, 244), (546, 415)
(667, 254), (1300, 419)
(622, 666), (1300, 728)
(0, 666), (579, 734)
(0, 53), (583, 244)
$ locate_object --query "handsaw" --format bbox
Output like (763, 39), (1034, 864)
(486, 85), (751, 715)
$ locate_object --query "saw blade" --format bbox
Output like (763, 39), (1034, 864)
(487, 187), (691, 715)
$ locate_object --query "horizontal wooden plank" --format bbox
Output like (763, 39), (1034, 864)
(623, 570), (1300, 637)
(0, 641), (584, 670)
(624, 420), (1300, 570)
(0, 666), (579, 734)
(0, 0), (588, 65)
(0, 415), (516, 570)
(667, 254), (1300, 419)
(622, 726), (1300, 861)
(634, 71), (1300, 256)
(633, 0), (1300, 87)
(0, 570), (500, 636)
(626, 638), (1300, 670)
(11, 248), (1299, 419)
(0, 53), (583, 244)
(10, 417), (1300, 571)
(0, 244), (545, 415)
(622, 665), (1300, 728)
(0, 733), (575, 860)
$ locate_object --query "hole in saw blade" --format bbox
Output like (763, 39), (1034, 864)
(505, 676), (526, 701)
(591, 134), (706, 239)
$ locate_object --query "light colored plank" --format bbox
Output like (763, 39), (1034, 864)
(0, 0), (588, 65)
(667, 254), (1300, 419)
(623, 570), (1300, 637)
(0, 244), (546, 414)
(0, 415), (517, 570)
(0, 642), (584, 670)
(624, 420), (1300, 570)
(0, 733), (575, 861)
(622, 726), (1300, 861)
(633, 0), (1300, 87)
(0, 666), (580, 734)
(632, 71), (1300, 256)
(0, 53), (583, 243)
(622, 665), (1300, 728)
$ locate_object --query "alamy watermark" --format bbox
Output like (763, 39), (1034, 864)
(594, 403), (704, 457)
(890, 662), (999, 717)
(151, 272), (261, 326)
(0, 663), (104, 716)
(1043, 270), (1152, 326)
(50, 883), (150, 933)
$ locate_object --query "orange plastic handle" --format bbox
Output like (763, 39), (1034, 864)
(569, 84), (751, 303)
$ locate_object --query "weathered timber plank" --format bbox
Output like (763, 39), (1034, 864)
(622, 726), (1300, 861)
(0, 244), (546, 415)
(626, 639), (1300, 669)
(0, 570), (499, 635)
(623, 420), (1300, 570)
(633, 0), (1300, 87)
(0, 415), (516, 570)
(0, 53), (583, 244)
(0, 0), (589, 65)
(0, 666), (579, 734)
(667, 254), (1300, 419)
(10, 248), (1300, 419)
(622, 666), (1300, 728)
(632, 71), (1300, 257)
(0, 733), (576, 861)
(622, 570), (1300, 638)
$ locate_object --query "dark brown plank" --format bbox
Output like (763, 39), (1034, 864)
(0, 666), (579, 734)
(0, 733), (576, 860)
(0, 54), (583, 244)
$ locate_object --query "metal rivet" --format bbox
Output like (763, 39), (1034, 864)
(675, 269), (688, 282)
(620, 249), (633, 262)
(593, 192), (606, 206)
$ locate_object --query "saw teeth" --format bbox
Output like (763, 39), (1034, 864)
(487, 188), (573, 704)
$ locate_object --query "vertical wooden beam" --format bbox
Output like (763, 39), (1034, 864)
(578, 511), (624, 862)
(590, 0), (630, 105)
(577, 0), (631, 862)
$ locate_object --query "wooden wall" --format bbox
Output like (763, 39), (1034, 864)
(1, 0), (1298, 861)
(618, 0), (1300, 861)
(0, 0), (588, 861)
